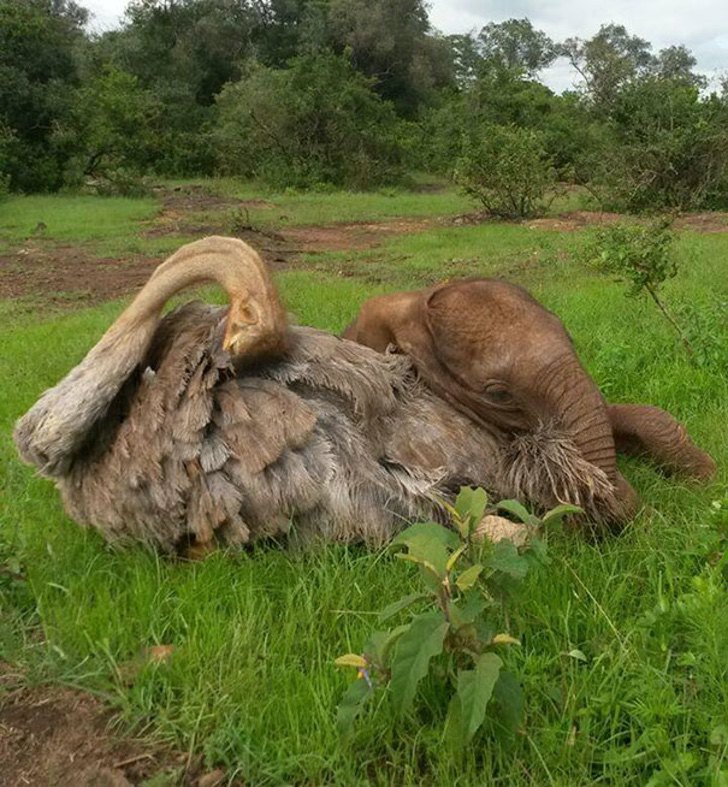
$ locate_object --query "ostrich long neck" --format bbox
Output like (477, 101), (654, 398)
(14, 237), (278, 477)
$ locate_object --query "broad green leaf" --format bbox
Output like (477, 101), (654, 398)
(455, 652), (503, 743)
(335, 653), (367, 669)
(390, 610), (449, 714)
(455, 486), (488, 529)
(456, 563), (483, 592)
(394, 552), (442, 585)
(448, 590), (486, 629)
(392, 523), (457, 576)
(475, 618), (496, 644)
(366, 625), (409, 665)
(491, 670), (523, 733)
(496, 499), (539, 525)
(542, 503), (583, 526)
(393, 521), (460, 549)
(378, 593), (428, 622)
(528, 535), (549, 565)
(336, 677), (371, 735)
(445, 690), (465, 750)
(486, 540), (530, 580)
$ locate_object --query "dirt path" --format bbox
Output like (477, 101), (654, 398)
(0, 683), (223, 786)
(0, 246), (162, 305)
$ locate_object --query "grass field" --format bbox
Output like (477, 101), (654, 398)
(1, 183), (727, 785)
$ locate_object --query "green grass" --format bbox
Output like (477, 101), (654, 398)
(187, 177), (474, 228)
(297, 220), (580, 288)
(0, 194), (159, 245)
(1, 189), (727, 785)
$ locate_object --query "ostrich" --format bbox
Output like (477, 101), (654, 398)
(14, 237), (714, 553)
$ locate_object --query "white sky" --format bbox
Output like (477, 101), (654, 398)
(85, 0), (728, 92)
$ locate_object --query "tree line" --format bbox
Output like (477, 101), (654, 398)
(3, 0), (728, 214)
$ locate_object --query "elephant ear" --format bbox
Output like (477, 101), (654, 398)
(424, 279), (510, 391)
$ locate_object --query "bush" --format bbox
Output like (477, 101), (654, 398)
(455, 124), (557, 218)
(82, 168), (153, 198)
(214, 54), (406, 189)
(590, 219), (694, 356)
(335, 487), (578, 742)
(585, 79), (728, 212)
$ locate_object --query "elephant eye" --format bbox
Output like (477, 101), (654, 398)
(484, 384), (513, 404)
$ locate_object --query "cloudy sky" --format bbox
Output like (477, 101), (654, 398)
(86, 0), (728, 92)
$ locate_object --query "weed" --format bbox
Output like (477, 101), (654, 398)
(335, 488), (579, 745)
(589, 218), (695, 356)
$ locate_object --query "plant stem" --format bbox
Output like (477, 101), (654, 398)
(644, 284), (694, 358)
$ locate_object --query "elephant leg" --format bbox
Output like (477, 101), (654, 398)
(608, 404), (717, 481)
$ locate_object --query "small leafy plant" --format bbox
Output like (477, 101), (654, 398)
(590, 219), (694, 356)
(455, 124), (559, 219)
(335, 488), (579, 744)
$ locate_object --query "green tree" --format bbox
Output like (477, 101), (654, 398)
(62, 65), (162, 182)
(328, 0), (453, 116)
(214, 53), (406, 188)
(652, 44), (706, 88)
(0, 0), (88, 191)
(477, 18), (556, 77)
(588, 78), (728, 211)
(116, 0), (254, 105)
(559, 24), (655, 114)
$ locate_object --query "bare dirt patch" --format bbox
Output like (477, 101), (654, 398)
(527, 210), (728, 233)
(5, 198), (727, 308)
(282, 217), (435, 252)
(0, 683), (218, 786)
(674, 212), (728, 232)
(0, 245), (161, 306)
(147, 184), (274, 239)
(526, 210), (623, 231)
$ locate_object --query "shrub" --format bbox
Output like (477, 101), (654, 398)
(455, 124), (557, 218)
(82, 168), (153, 198)
(590, 219), (694, 356)
(585, 79), (728, 212)
(214, 54), (406, 189)
(335, 487), (579, 743)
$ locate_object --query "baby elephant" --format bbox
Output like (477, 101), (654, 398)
(344, 277), (717, 519)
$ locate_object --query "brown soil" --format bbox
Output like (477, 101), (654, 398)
(0, 246), (162, 307)
(674, 211), (728, 232)
(146, 184), (274, 239)
(0, 683), (221, 787)
(282, 217), (434, 251)
(526, 210), (728, 233)
(526, 210), (624, 231)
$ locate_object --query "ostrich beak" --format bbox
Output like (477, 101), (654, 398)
(223, 298), (260, 355)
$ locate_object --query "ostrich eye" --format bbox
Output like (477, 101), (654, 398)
(484, 384), (513, 404)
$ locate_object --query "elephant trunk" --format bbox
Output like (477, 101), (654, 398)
(539, 354), (638, 522)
